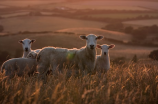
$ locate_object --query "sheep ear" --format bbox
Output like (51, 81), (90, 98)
(108, 44), (115, 49)
(80, 35), (87, 40)
(30, 39), (36, 43)
(96, 36), (104, 40)
(97, 44), (102, 49)
(19, 40), (23, 44)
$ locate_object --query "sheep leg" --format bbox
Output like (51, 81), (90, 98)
(37, 63), (49, 83)
(5, 67), (15, 79)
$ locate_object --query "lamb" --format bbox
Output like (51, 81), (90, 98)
(1, 58), (37, 78)
(26, 51), (38, 59)
(37, 34), (103, 80)
(95, 44), (115, 73)
(19, 38), (40, 58)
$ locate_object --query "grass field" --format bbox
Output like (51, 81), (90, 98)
(0, 16), (106, 33)
(0, 12), (30, 18)
(124, 19), (158, 26)
(0, 5), (8, 9)
(57, 28), (132, 42)
(86, 13), (158, 19)
(38, 4), (150, 11)
(0, 61), (158, 104)
(63, 1), (158, 10)
(0, 0), (65, 7)
(0, 33), (157, 59)
(36, 0), (158, 10)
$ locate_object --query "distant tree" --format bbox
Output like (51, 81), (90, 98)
(0, 25), (4, 32)
(149, 50), (158, 61)
(104, 22), (124, 31)
(149, 25), (158, 34)
(132, 27), (148, 40)
(124, 26), (134, 34)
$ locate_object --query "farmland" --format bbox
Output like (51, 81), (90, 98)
(57, 28), (132, 42)
(0, 0), (65, 7)
(124, 19), (158, 26)
(35, 1), (158, 10)
(0, 16), (106, 33)
(0, 33), (157, 59)
(86, 13), (158, 19)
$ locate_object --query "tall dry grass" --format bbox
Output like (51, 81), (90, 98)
(0, 63), (158, 104)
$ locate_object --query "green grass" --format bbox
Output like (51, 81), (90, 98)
(0, 62), (158, 103)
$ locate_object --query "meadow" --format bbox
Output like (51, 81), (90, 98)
(0, 61), (158, 104)
(36, 1), (158, 11)
(86, 13), (158, 19)
(0, 1), (158, 103)
(124, 19), (158, 26)
(0, 16), (106, 33)
(0, 12), (30, 18)
(0, 32), (157, 60)
(57, 28), (131, 42)
(0, 0), (65, 7)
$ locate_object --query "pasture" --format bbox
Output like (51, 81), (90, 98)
(0, 16), (106, 33)
(36, 1), (157, 11)
(57, 28), (131, 42)
(124, 19), (158, 26)
(0, 12), (30, 18)
(0, 60), (158, 104)
(0, 0), (65, 7)
(65, 1), (158, 10)
(0, 33), (157, 59)
(0, 1), (158, 103)
(86, 13), (158, 19)
(0, 32), (158, 104)
(38, 4), (149, 11)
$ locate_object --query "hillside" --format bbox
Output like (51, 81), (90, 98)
(57, 28), (131, 42)
(0, 16), (106, 33)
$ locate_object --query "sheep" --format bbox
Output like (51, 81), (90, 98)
(26, 51), (38, 59)
(19, 38), (41, 58)
(1, 58), (37, 78)
(37, 34), (103, 80)
(95, 44), (115, 73)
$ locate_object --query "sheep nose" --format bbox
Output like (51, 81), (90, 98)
(104, 52), (106, 55)
(90, 45), (94, 49)
(25, 48), (28, 51)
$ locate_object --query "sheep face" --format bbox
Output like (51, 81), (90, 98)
(97, 44), (115, 56)
(27, 51), (37, 59)
(80, 34), (103, 50)
(19, 39), (35, 52)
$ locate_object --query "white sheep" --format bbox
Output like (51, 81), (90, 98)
(37, 34), (103, 79)
(95, 44), (115, 73)
(19, 38), (41, 58)
(1, 58), (37, 78)
(26, 51), (38, 59)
